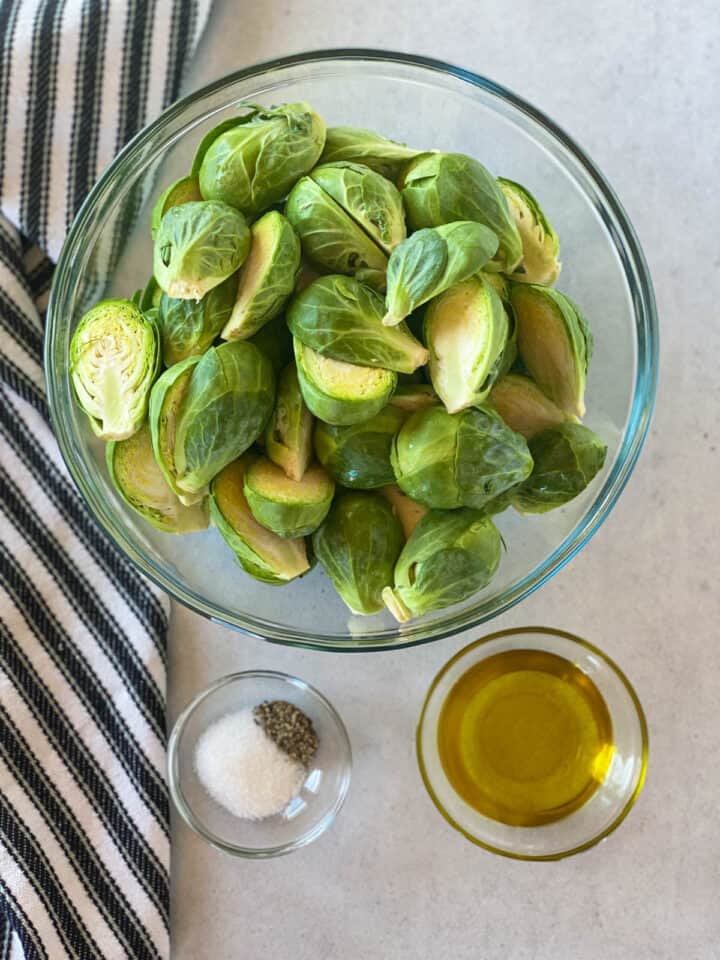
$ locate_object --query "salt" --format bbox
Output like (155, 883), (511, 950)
(194, 709), (306, 820)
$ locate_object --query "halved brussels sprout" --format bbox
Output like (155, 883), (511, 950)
(312, 491), (403, 615)
(311, 162), (406, 254)
(389, 384), (438, 413)
(319, 126), (421, 180)
(391, 404), (533, 509)
(198, 102), (326, 217)
(382, 509), (502, 622)
(512, 423), (607, 513)
(210, 456), (310, 583)
(221, 211), (300, 340)
(425, 275), (509, 413)
(157, 273), (238, 366)
(294, 339), (396, 426)
(510, 283), (593, 418)
(400, 152), (522, 272)
(489, 374), (569, 439)
(70, 298), (159, 441)
(249, 311), (293, 374)
(244, 457), (335, 538)
(149, 355), (203, 505)
(265, 363), (314, 481)
(107, 424), (208, 533)
(288, 275), (428, 374)
(379, 484), (428, 538)
(285, 176), (388, 290)
(150, 175), (202, 237)
(154, 200), (250, 301)
(314, 405), (406, 489)
(171, 341), (275, 496)
(383, 221), (499, 327)
(498, 178), (561, 285)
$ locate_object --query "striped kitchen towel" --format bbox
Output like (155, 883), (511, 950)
(0, 2), (212, 958)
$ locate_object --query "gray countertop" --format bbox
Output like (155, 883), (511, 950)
(168, 2), (720, 956)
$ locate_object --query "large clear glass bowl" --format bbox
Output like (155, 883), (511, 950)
(45, 50), (658, 651)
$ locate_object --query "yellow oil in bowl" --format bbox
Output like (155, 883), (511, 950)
(437, 649), (614, 826)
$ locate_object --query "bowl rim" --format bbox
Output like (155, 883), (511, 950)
(167, 669), (352, 857)
(416, 625), (649, 860)
(46, 48), (659, 651)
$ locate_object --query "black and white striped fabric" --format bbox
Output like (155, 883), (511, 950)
(0, 3), (212, 958)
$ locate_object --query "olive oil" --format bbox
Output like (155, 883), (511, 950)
(437, 649), (614, 826)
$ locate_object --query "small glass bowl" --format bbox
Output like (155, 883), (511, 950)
(168, 671), (352, 857)
(417, 627), (648, 860)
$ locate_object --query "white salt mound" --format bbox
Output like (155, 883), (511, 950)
(194, 709), (306, 820)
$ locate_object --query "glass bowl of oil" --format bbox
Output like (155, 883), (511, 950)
(417, 627), (648, 860)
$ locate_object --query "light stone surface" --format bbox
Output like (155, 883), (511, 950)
(169, 2), (720, 957)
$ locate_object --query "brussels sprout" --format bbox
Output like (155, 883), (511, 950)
(314, 405), (406, 489)
(510, 283), (593, 418)
(311, 162), (406, 253)
(265, 364), (314, 481)
(244, 457), (334, 537)
(511, 423), (607, 513)
(425, 276), (509, 413)
(198, 102), (326, 217)
(478, 270), (509, 301)
(294, 339), (396, 426)
(107, 424), (208, 533)
(312, 492), (403, 615)
(151, 175), (202, 237)
(285, 176), (388, 289)
(70, 298), (159, 441)
(382, 509), (502, 622)
(221, 211), (301, 340)
(138, 276), (162, 311)
(389, 384), (439, 413)
(210, 456), (310, 583)
(382, 221), (499, 327)
(498, 178), (561, 285)
(249, 311), (292, 374)
(149, 355), (204, 505)
(154, 201), (250, 301)
(379, 485), (429, 538)
(191, 116), (248, 175)
(400, 152), (522, 273)
(489, 374), (569, 439)
(173, 341), (275, 495)
(157, 273), (238, 366)
(391, 404), (533, 509)
(319, 126), (421, 180)
(288, 275), (428, 374)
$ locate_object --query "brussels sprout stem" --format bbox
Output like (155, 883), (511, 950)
(382, 586), (413, 623)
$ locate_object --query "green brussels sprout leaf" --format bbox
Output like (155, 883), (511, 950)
(107, 424), (208, 533)
(244, 457), (335, 538)
(288, 275), (428, 374)
(199, 102), (326, 217)
(383, 509), (502, 622)
(151, 175), (202, 238)
(425, 275), (509, 413)
(400, 152), (522, 272)
(70, 298), (159, 441)
(383, 221), (499, 326)
(391, 404), (533, 509)
(210, 456), (310, 583)
(510, 283), (593, 418)
(154, 200), (250, 301)
(512, 423), (607, 513)
(221, 211), (301, 341)
(294, 339), (396, 426)
(312, 491), (404, 615)
(314, 404), (406, 489)
(319, 126), (421, 180)
(498, 178), (561, 285)
(264, 363), (314, 481)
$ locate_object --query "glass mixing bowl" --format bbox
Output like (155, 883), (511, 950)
(45, 50), (658, 651)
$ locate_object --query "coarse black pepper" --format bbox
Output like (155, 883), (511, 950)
(253, 700), (319, 767)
